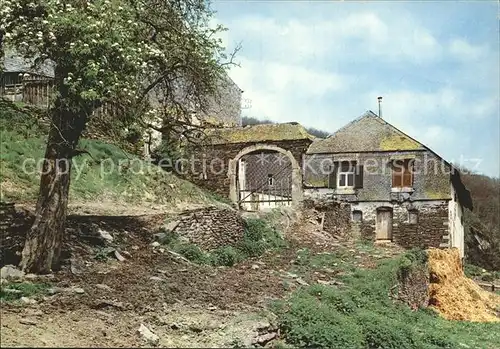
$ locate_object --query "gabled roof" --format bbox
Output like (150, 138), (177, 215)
(2, 51), (55, 78)
(306, 110), (473, 210)
(203, 122), (315, 145)
(307, 110), (426, 154)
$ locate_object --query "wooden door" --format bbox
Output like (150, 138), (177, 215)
(376, 209), (393, 240)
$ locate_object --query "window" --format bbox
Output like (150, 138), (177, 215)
(352, 210), (363, 222)
(337, 161), (355, 188)
(408, 210), (418, 224)
(267, 174), (274, 186)
(392, 159), (413, 188)
(328, 161), (363, 189)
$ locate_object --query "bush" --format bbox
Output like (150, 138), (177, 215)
(306, 284), (357, 314)
(417, 332), (459, 349)
(176, 244), (207, 264)
(464, 263), (484, 278)
(278, 291), (365, 348)
(209, 246), (242, 267)
(356, 310), (416, 349)
(274, 251), (499, 349)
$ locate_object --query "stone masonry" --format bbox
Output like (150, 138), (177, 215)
(171, 206), (246, 251)
(302, 199), (352, 239)
(185, 139), (311, 198)
(352, 201), (450, 249)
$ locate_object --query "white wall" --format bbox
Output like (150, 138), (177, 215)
(448, 184), (465, 257)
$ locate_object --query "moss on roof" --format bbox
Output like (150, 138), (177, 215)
(203, 123), (315, 145)
(380, 134), (421, 151)
(307, 111), (425, 154)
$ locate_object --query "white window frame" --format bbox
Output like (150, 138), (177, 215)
(337, 169), (355, 188)
(268, 174), (274, 187)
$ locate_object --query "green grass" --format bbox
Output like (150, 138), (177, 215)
(0, 282), (50, 302)
(273, 250), (500, 349)
(159, 218), (286, 267)
(0, 105), (215, 206)
(464, 263), (500, 282)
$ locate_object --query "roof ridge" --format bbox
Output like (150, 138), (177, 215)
(326, 110), (377, 139)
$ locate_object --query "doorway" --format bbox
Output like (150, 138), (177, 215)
(376, 207), (393, 240)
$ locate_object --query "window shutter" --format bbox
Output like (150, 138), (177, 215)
(328, 163), (338, 189)
(355, 165), (364, 188)
(392, 161), (401, 188)
(403, 171), (412, 187)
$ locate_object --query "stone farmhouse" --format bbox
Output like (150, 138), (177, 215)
(2, 51), (472, 256)
(303, 111), (472, 257)
(192, 111), (472, 257)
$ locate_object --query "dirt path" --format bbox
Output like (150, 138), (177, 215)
(1, 207), (403, 347)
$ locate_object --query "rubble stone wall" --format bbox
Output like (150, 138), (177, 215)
(351, 200), (449, 249)
(173, 206), (246, 251)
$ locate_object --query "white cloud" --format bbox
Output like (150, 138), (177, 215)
(448, 39), (488, 61)
(228, 58), (349, 126)
(216, 4), (498, 176)
(225, 12), (442, 64)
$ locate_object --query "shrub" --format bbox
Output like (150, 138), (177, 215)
(210, 246), (242, 267)
(417, 332), (459, 349)
(306, 284), (357, 314)
(356, 310), (416, 349)
(176, 244), (207, 264)
(464, 263), (484, 278)
(278, 292), (365, 348)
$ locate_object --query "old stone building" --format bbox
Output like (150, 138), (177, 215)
(303, 111), (472, 257)
(185, 122), (314, 210)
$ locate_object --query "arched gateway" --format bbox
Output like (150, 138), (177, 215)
(228, 144), (303, 209)
(186, 123), (314, 211)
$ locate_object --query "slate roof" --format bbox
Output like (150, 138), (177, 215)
(203, 122), (315, 145)
(307, 110), (426, 154)
(306, 110), (473, 209)
(2, 52), (55, 78)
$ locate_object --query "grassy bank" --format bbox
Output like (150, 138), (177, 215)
(273, 250), (500, 349)
(0, 103), (217, 207)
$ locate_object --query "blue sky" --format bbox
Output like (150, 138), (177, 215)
(212, 0), (499, 178)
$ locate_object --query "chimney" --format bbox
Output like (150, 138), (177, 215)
(377, 96), (383, 118)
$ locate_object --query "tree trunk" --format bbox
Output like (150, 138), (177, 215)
(19, 89), (88, 273)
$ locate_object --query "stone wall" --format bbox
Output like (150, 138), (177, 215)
(185, 139), (311, 198)
(0, 202), (34, 266)
(302, 199), (352, 239)
(171, 206), (246, 251)
(350, 200), (449, 249)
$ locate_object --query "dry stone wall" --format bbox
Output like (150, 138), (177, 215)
(0, 202), (34, 265)
(351, 200), (449, 249)
(302, 199), (352, 239)
(171, 206), (246, 251)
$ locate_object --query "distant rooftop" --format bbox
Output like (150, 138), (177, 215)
(2, 51), (55, 78)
